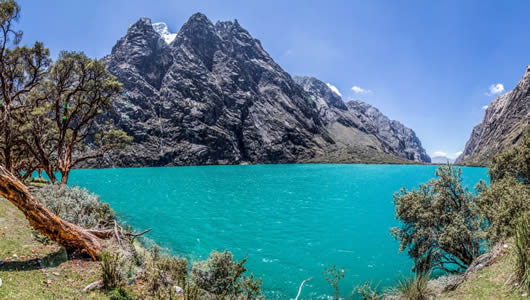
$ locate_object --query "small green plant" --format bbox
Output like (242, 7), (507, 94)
(101, 252), (123, 290)
(239, 273), (263, 299)
(31, 229), (52, 245)
(353, 281), (381, 300)
(151, 245), (161, 261)
(108, 286), (135, 300)
(514, 214), (530, 292)
(323, 265), (345, 300)
(396, 272), (433, 300)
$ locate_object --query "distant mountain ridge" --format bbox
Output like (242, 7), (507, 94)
(87, 13), (430, 168)
(431, 156), (455, 164)
(456, 66), (530, 165)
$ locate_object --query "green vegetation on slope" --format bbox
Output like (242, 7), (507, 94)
(0, 198), (105, 299)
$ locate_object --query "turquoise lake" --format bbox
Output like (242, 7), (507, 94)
(67, 164), (488, 299)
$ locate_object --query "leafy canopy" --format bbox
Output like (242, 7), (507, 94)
(392, 165), (485, 273)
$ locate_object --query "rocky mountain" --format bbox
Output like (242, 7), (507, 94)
(430, 156), (455, 164)
(294, 76), (431, 163)
(456, 66), (530, 165)
(90, 13), (430, 167)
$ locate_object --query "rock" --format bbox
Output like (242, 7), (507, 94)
(84, 13), (429, 168)
(174, 285), (184, 295)
(82, 280), (104, 292)
(0, 278), (2, 288)
(457, 66), (530, 165)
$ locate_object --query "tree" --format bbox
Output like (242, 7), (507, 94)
(391, 165), (485, 273)
(19, 51), (132, 184)
(489, 127), (530, 184)
(0, 164), (103, 259)
(0, 0), (50, 175)
(475, 127), (530, 241)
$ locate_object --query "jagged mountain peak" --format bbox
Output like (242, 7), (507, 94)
(93, 12), (431, 168)
(178, 12), (216, 38)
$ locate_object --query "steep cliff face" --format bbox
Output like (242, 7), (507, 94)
(456, 67), (530, 165)
(91, 13), (430, 167)
(294, 76), (431, 163)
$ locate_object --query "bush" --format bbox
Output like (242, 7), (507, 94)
(396, 272), (433, 300)
(353, 281), (381, 300)
(514, 214), (530, 292)
(191, 250), (249, 297)
(476, 177), (530, 242)
(322, 265), (345, 300)
(108, 287), (135, 300)
(392, 165), (485, 273)
(101, 252), (123, 290)
(489, 128), (530, 184)
(35, 183), (114, 228)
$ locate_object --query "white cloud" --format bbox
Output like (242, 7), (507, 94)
(455, 151), (463, 156)
(351, 85), (372, 94)
(486, 83), (504, 96)
(326, 83), (342, 97)
(433, 151), (448, 157)
(482, 105), (489, 110)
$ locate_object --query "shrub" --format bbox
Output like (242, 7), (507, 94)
(392, 165), (485, 273)
(35, 183), (114, 228)
(322, 265), (345, 300)
(476, 177), (530, 242)
(191, 250), (249, 297)
(353, 281), (381, 300)
(489, 128), (530, 184)
(239, 273), (263, 299)
(158, 256), (188, 287)
(396, 272), (433, 300)
(101, 252), (123, 290)
(514, 214), (530, 292)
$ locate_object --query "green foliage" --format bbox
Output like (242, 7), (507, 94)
(322, 265), (345, 300)
(489, 128), (530, 184)
(35, 183), (114, 228)
(108, 287), (135, 300)
(191, 250), (256, 298)
(239, 273), (263, 299)
(513, 214), (530, 292)
(396, 272), (433, 300)
(101, 252), (123, 290)
(476, 177), (530, 242)
(353, 281), (381, 300)
(392, 165), (484, 273)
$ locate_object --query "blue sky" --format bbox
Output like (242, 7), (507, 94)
(17, 0), (530, 158)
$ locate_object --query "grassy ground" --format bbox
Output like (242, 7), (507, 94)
(0, 198), (107, 300)
(437, 245), (528, 300)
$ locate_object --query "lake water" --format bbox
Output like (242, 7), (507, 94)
(68, 164), (488, 299)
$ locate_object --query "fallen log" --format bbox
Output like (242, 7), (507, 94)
(0, 165), (103, 260)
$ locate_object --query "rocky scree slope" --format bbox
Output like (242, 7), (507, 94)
(89, 13), (430, 167)
(456, 66), (530, 165)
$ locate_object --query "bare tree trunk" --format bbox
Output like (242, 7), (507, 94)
(60, 169), (70, 185)
(0, 165), (102, 260)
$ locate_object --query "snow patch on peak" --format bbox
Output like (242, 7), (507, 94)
(152, 22), (177, 44)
